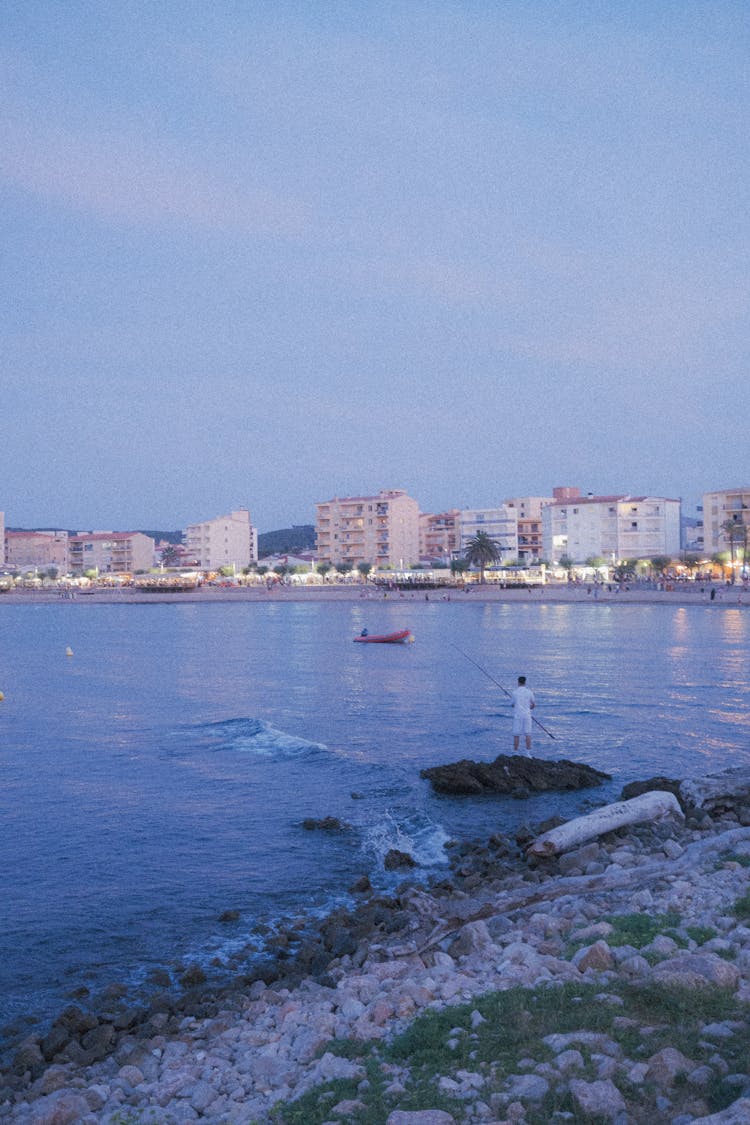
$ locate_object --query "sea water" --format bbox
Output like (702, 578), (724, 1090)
(1, 598), (748, 1042)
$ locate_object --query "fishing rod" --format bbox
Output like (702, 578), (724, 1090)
(450, 643), (556, 740)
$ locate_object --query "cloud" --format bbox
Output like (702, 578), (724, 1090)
(1, 97), (308, 237)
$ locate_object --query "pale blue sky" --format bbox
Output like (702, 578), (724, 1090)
(2, 2), (747, 531)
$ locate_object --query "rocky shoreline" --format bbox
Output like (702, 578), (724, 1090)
(3, 772), (750, 1125)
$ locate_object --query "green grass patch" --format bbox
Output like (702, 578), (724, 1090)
(732, 892), (750, 919)
(685, 924), (718, 945)
(719, 851), (750, 867)
(603, 910), (681, 948)
(271, 978), (750, 1124)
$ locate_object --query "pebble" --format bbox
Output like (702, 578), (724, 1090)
(2, 816), (749, 1124)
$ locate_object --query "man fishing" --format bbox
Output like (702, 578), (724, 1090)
(511, 675), (535, 756)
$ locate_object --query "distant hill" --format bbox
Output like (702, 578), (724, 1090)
(258, 525), (315, 556)
(138, 529), (182, 544)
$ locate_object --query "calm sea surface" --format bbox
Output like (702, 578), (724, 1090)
(1, 599), (749, 1041)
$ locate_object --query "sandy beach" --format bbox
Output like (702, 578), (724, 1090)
(0, 583), (747, 609)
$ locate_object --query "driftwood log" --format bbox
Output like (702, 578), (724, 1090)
(527, 790), (684, 857)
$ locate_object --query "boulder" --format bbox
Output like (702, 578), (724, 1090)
(652, 952), (741, 991)
(421, 755), (610, 796)
(569, 1078), (627, 1120)
(621, 775), (684, 806)
(680, 767), (750, 816)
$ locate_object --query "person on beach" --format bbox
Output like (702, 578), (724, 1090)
(511, 675), (535, 755)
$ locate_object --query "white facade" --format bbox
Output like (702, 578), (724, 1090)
(183, 509), (257, 570)
(702, 487), (750, 555)
(459, 507), (518, 561)
(542, 496), (681, 563)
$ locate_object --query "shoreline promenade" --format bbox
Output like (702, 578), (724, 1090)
(0, 583), (747, 608)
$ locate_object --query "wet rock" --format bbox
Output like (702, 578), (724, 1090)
(52, 1006), (98, 1037)
(621, 776), (684, 806)
(301, 816), (351, 831)
(421, 754), (610, 796)
(384, 848), (417, 870)
(147, 967), (172, 988)
(40, 1025), (71, 1062)
(179, 964), (207, 989)
(12, 1037), (44, 1077)
(218, 909), (240, 922)
(80, 1022), (115, 1061)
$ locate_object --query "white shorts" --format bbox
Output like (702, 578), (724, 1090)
(513, 713), (533, 735)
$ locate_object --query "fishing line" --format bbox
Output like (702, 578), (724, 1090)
(450, 643), (556, 740)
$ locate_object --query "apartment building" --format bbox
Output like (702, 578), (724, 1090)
(503, 496), (554, 563)
(183, 509), (257, 571)
(702, 487), (750, 555)
(5, 530), (69, 573)
(542, 495), (681, 563)
(459, 507), (518, 561)
(69, 531), (155, 574)
(419, 509), (461, 564)
(315, 489), (420, 569)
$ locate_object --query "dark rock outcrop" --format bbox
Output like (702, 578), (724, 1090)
(301, 816), (351, 831)
(620, 775), (684, 807)
(421, 754), (610, 796)
(383, 849), (417, 870)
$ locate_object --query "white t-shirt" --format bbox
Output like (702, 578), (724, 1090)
(511, 684), (535, 714)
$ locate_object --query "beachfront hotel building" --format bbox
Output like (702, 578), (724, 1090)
(542, 494), (681, 564)
(69, 531), (156, 574)
(419, 509), (461, 564)
(183, 509), (258, 571)
(5, 530), (70, 573)
(702, 487), (750, 556)
(315, 489), (420, 569)
(459, 506), (518, 561)
(503, 495), (554, 563)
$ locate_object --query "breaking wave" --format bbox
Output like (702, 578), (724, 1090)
(179, 716), (328, 760)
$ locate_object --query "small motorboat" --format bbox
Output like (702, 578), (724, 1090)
(354, 628), (413, 644)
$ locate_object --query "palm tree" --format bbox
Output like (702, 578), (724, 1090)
(463, 530), (502, 584)
(649, 555), (673, 579)
(721, 519), (748, 584)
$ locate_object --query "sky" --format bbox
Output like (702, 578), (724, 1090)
(2, 2), (748, 533)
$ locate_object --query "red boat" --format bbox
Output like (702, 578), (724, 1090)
(354, 629), (413, 644)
